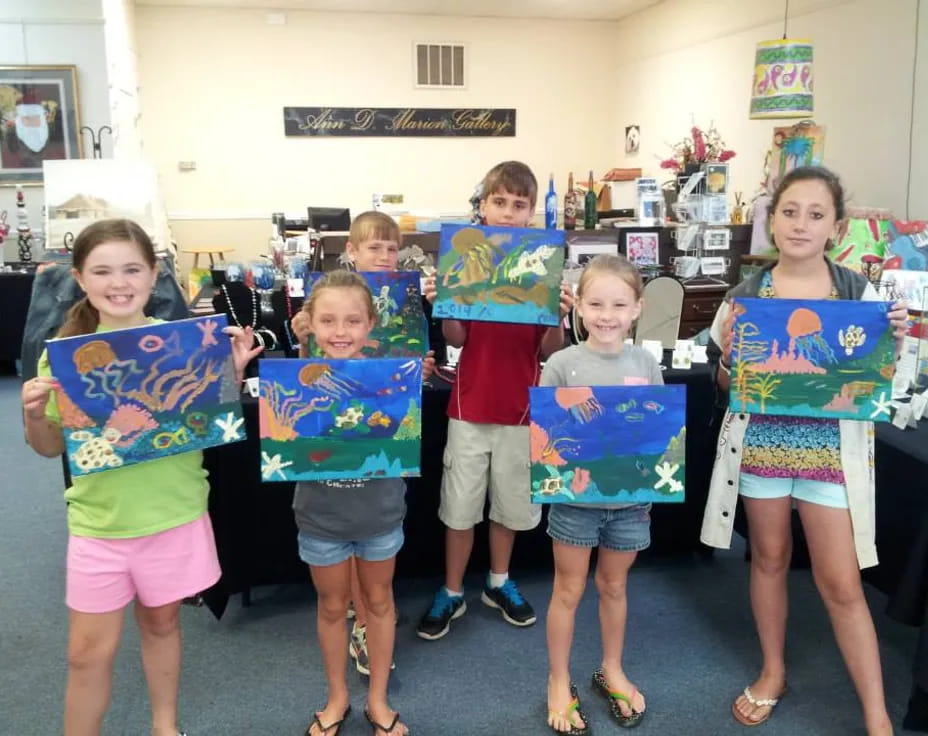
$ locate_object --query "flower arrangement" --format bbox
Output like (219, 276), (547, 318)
(660, 122), (736, 171)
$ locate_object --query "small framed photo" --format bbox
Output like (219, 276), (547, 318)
(625, 124), (640, 154)
(625, 231), (659, 265)
(703, 228), (731, 251)
(568, 240), (618, 265)
(704, 163), (729, 195)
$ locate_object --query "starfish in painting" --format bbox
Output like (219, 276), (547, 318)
(261, 451), (293, 480)
(215, 411), (245, 442)
(869, 391), (891, 420)
(197, 318), (219, 347)
(654, 461), (683, 492)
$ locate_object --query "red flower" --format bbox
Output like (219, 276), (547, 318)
(660, 159), (682, 170)
(718, 150), (736, 162)
(692, 127), (707, 161)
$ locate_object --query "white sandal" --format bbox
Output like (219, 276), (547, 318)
(731, 686), (784, 727)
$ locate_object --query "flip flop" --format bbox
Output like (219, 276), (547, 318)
(592, 669), (645, 728)
(731, 686), (784, 727)
(547, 682), (590, 735)
(305, 704), (351, 735)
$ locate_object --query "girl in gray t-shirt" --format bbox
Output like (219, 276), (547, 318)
(542, 255), (660, 734)
(291, 270), (410, 736)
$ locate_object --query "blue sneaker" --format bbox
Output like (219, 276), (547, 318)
(481, 578), (536, 627)
(417, 587), (467, 640)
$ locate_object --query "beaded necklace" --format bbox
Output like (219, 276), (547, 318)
(221, 283), (257, 328)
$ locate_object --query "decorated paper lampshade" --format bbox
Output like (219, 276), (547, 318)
(749, 39), (814, 119)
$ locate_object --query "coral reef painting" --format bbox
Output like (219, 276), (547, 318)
(258, 357), (422, 481)
(433, 224), (565, 326)
(45, 315), (243, 476)
(730, 298), (895, 421)
(304, 271), (429, 357)
(529, 385), (686, 504)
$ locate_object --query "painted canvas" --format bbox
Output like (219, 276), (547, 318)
(433, 224), (565, 326)
(258, 357), (422, 481)
(303, 271), (428, 357)
(829, 218), (889, 277)
(529, 385), (686, 504)
(883, 220), (928, 272)
(768, 123), (825, 189)
(730, 298), (895, 421)
(45, 315), (244, 477)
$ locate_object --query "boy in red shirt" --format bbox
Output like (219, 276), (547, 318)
(417, 160), (572, 640)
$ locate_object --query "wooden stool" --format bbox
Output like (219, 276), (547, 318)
(182, 246), (234, 269)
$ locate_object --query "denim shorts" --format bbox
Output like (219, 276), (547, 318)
(547, 504), (651, 552)
(297, 524), (404, 568)
(739, 472), (849, 509)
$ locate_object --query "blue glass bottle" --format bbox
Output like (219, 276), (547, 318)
(545, 174), (558, 229)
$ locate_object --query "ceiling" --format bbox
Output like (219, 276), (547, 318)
(134, 0), (663, 22)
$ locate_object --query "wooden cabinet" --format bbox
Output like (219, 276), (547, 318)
(679, 282), (727, 338)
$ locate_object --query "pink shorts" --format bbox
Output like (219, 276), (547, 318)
(66, 513), (221, 614)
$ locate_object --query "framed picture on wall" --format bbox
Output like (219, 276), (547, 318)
(0, 66), (83, 186)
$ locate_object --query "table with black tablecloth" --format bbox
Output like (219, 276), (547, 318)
(865, 420), (928, 731)
(202, 355), (718, 618)
(0, 265), (36, 367)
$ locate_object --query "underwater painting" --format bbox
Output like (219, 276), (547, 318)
(45, 315), (244, 477)
(258, 358), (422, 481)
(433, 224), (565, 326)
(730, 298), (895, 421)
(884, 220), (928, 272)
(304, 271), (429, 357)
(529, 385), (686, 504)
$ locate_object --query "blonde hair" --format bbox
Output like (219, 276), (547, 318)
(577, 254), (643, 301)
(301, 269), (376, 322)
(58, 219), (157, 338)
(349, 211), (400, 247)
(481, 161), (538, 209)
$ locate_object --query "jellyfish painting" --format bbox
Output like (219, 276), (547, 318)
(554, 387), (605, 424)
(45, 315), (245, 476)
(786, 308), (837, 365)
(298, 362), (363, 399)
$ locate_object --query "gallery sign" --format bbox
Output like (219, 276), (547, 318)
(283, 107), (516, 137)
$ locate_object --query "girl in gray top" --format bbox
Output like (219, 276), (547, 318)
(292, 271), (409, 736)
(542, 255), (659, 734)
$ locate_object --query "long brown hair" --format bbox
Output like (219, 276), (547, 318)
(57, 219), (157, 338)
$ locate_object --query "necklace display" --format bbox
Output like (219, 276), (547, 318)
(221, 283), (257, 328)
(221, 283), (278, 350)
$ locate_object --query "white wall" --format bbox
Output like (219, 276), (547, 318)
(134, 6), (618, 261)
(910, 0), (928, 219)
(611, 0), (921, 215)
(0, 0), (111, 261)
(103, 0), (143, 160)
